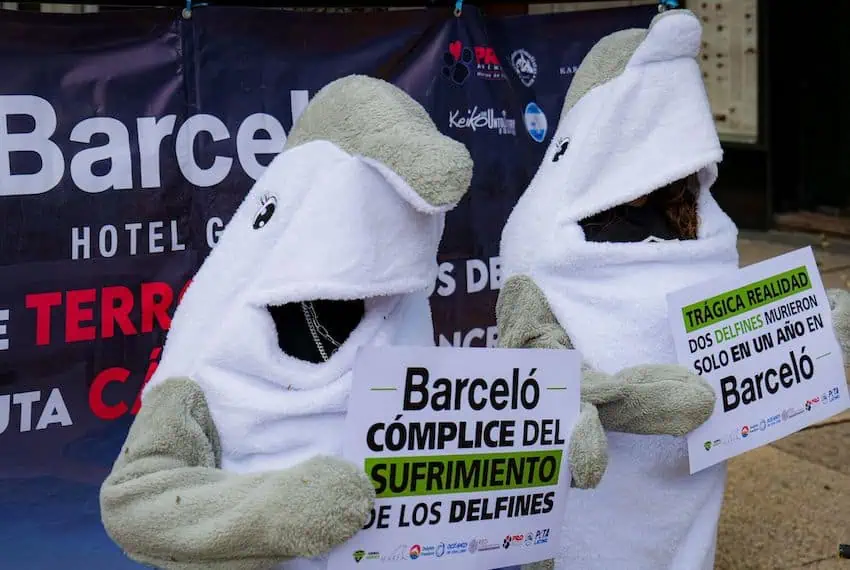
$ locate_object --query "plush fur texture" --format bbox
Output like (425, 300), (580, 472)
(99, 75), (473, 570)
(496, 274), (608, 490)
(502, 10), (850, 570)
(828, 288), (850, 363)
(100, 378), (375, 570)
(498, 274), (717, 442)
(499, 9), (742, 570)
(284, 74), (472, 210)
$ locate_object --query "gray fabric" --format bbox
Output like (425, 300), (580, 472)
(496, 275), (608, 491)
(284, 74), (473, 209)
(560, 28), (646, 120)
(828, 288), (850, 364)
(520, 560), (555, 570)
(560, 9), (692, 121)
(100, 377), (375, 570)
(497, 274), (717, 438)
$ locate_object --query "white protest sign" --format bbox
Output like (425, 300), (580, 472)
(667, 246), (849, 474)
(326, 346), (580, 570)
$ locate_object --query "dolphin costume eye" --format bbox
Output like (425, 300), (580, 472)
(252, 195), (277, 230)
(552, 137), (570, 163)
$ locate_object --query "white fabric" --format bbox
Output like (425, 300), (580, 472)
(144, 140), (449, 570)
(500, 11), (740, 570)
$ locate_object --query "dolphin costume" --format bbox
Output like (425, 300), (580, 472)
(99, 75), (473, 570)
(498, 10), (850, 570)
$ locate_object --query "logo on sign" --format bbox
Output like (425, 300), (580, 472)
(381, 545), (409, 562)
(741, 425), (750, 438)
(409, 545), (422, 559)
(442, 41), (505, 82)
(510, 49), (538, 86)
(534, 528), (550, 545)
(353, 550), (365, 563)
(435, 543), (445, 558)
(449, 107), (516, 135)
(524, 102), (548, 142)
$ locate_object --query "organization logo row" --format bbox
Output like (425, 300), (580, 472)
(703, 386), (843, 451)
(351, 528), (551, 564)
(441, 41), (572, 145)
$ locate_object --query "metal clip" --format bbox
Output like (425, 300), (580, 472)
(182, 0), (208, 19)
(454, 0), (463, 17)
(658, 0), (679, 12)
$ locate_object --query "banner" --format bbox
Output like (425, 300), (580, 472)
(0, 4), (656, 567)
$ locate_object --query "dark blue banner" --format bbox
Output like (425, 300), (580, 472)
(0, 4), (655, 567)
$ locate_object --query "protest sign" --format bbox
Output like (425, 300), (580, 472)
(326, 346), (580, 570)
(667, 247), (849, 474)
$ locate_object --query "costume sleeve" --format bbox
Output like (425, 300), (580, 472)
(496, 274), (573, 350)
(496, 275), (616, 396)
(100, 377), (374, 570)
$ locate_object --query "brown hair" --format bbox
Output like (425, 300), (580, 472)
(648, 173), (700, 240)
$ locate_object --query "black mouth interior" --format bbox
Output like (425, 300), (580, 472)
(579, 174), (700, 244)
(267, 299), (366, 364)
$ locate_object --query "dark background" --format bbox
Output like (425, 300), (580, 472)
(0, 4), (656, 567)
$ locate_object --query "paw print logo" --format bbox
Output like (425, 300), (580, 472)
(502, 536), (512, 549)
(442, 40), (474, 85)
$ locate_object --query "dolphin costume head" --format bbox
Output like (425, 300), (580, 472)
(149, 74), (473, 394)
(504, 9), (737, 271)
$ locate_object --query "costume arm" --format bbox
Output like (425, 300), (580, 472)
(100, 377), (374, 570)
(496, 275), (608, 490)
(497, 275), (716, 438)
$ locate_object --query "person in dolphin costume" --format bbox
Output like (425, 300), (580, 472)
(498, 9), (850, 570)
(98, 75), (476, 570)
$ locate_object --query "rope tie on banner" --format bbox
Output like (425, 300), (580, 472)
(182, 0), (209, 19)
(658, 0), (679, 12)
(454, 0), (463, 18)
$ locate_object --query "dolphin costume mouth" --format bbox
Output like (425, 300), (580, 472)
(267, 299), (366, 364)
(579, 173), (700, 244)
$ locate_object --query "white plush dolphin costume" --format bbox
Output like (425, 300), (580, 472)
(99, 75), (473, 570)
(500, 10), (740, 570)
(499, 9), (850, 570)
